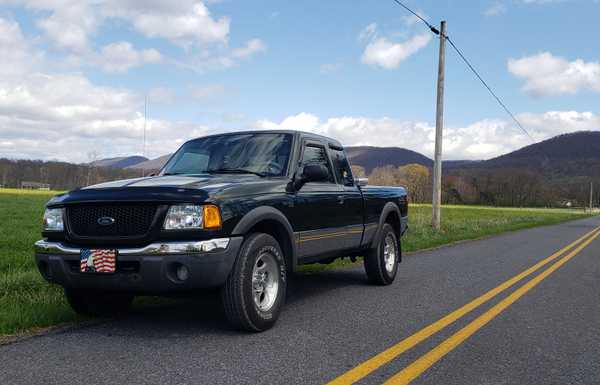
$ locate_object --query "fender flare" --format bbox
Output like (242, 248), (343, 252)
(371, 202), (402, 255)
(232, 206), (298, 271)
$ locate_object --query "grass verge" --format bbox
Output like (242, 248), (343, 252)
(0, 188), (591, 337)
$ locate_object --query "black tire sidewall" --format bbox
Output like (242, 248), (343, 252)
(238, 233), (287, 330)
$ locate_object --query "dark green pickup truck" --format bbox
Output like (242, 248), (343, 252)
(35, 130), (408, 331)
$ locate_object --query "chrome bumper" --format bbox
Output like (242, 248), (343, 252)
(34, 238), (231, 256)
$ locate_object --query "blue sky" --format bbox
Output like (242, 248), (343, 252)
(0, 0), (599, 162)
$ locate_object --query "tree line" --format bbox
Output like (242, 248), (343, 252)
(0, 158), (141, 191)
(354, 163), (599, 208)
(2, 157), (597, 208)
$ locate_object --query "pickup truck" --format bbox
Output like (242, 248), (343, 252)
(35, 130), (408, 331)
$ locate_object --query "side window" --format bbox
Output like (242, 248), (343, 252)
(330, 148), (354, 186)
(301, 145), (335, 183)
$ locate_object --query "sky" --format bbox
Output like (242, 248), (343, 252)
(0, 0), (599, 163)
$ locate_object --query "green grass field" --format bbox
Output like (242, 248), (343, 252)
(0, 188), (591, 337)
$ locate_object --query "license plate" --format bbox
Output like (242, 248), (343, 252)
(80, 249), (117, 273)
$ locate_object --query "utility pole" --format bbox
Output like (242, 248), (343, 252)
(432, 20), (447, 230)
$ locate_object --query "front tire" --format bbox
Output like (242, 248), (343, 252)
(65, 288), (133, 316)
(221, 233), (287, 332)
(364, 223), (400, 285)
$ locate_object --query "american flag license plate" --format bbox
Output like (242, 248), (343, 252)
(80, 249), (117, 273)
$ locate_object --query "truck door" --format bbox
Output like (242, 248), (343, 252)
(291, 140), (347, 258)
(328, 144), (364, 250)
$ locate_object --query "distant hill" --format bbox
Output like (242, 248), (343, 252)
(91, 156), (148, 169)
(461, 131), (600, 177)
(346, 146), (433, 174)
(126, 154), (172, 171)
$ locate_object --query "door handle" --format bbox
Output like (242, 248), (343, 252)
(337, 195), (345, 204)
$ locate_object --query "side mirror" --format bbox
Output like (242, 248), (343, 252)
(355, 178), (368, 187)
(294, 164), (329, 190)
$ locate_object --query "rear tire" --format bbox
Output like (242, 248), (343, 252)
(364, 223), (400, 285)
(65, 288), (133, 316)
(221, 233), (287, 332)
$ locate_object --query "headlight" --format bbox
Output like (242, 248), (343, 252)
(43, 208), (64, 231)
(163, 204), (222, 230)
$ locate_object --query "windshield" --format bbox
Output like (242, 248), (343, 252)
(161, 133), (293, 177)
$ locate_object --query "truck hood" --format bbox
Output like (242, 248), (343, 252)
(84, 175), (258, 190)
(47, 175), (273, 206)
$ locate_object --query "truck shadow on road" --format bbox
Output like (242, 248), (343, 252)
(91, 268), (369, 338)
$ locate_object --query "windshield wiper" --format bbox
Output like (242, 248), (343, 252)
(162, 172), (186, 176)
(206, 168), (267, 177)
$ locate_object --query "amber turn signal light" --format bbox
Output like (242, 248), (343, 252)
(203, 205), (222, 229)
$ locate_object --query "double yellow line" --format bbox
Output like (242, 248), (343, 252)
(329, 224), (600, 385)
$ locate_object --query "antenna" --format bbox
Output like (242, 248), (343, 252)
(143, 95), (147, 177)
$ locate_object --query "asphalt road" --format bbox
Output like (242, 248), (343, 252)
(2, 216), (600, 385)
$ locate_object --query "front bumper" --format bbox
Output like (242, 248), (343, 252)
(34, 237), (243, 294)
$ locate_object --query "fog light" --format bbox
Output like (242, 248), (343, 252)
(176, 264), (189, 281)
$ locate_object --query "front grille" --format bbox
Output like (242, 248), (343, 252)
(67, 204), (157, 238)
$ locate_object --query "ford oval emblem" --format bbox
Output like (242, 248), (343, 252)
(97, 216), (115, 226)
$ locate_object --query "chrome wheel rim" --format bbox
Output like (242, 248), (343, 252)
(383, 234), (396, 274)
(252, 252), (279, 312)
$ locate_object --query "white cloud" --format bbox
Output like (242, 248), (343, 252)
(484, 2), (507, 16)
(508, 52), (600, 97)
(36, 2), (97, 53)
(0, 1), (264, 73)
(123, 2), (230, 47)
(0, 16), (212, 162)
(362, 33), (432, 70)
(97, 42), (161, 73)
(183, 38), (266, 72)
(358, 23), (377, 42)
(230, 38), (266, 59)
(0, 18), (42, 77)
(402, 9), (429, 26)
(256, 112), (321, 132)
(7, 0), (231, 52)
(0, 70), (214, 161)
(518, 111), (600, 134)
(255, 111), (600, 161)
(0, 10), (260, 162)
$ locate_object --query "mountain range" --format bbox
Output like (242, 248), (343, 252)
(91, 131), (600, 178)
(90, 155), (149, 169)
(472, 131), (600, 177)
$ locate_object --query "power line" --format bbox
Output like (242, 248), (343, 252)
(445, 37), (536, 143)
(391, 0), (439, 35)
(388, 0), (536, 144)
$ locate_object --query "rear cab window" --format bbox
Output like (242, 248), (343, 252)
(329, 146), (354, 186)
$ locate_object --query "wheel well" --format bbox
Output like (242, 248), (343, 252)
(246, 219), (294, 272)
(385, 210), (401, 240)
